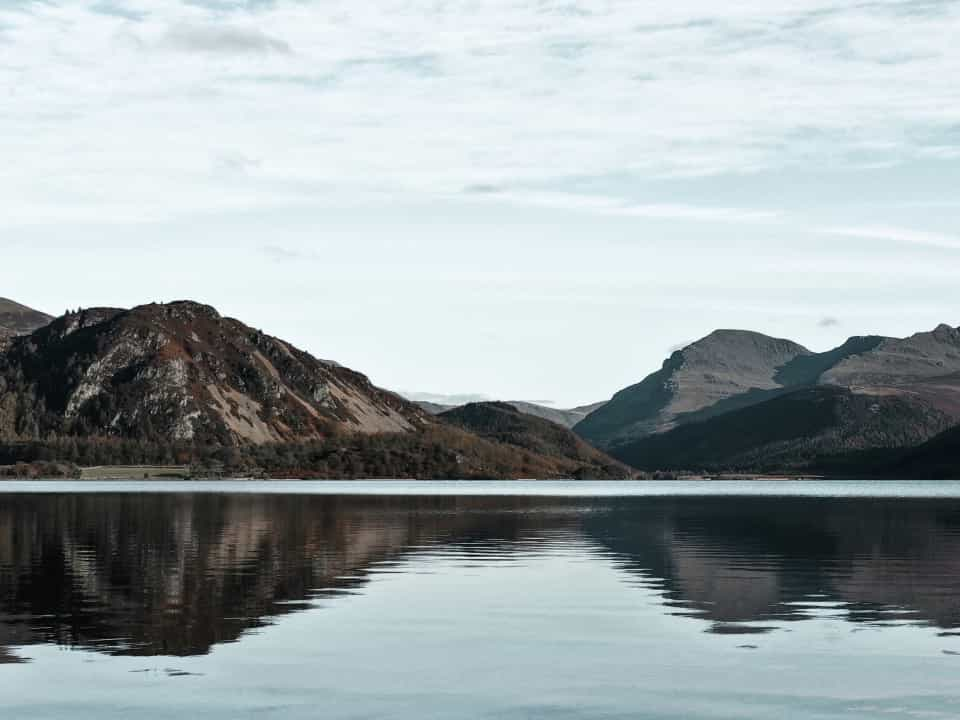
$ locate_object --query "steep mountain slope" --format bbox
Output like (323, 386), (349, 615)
(0, 298), (53, 349)
(0, 301), (427, 444)
(575, 330), (811, 448)
(611, 386), (954, 473)
(438, 402), (632, 478)
(821, 324), (960, 417)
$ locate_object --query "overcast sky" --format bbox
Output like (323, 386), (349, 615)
(3, 0), (960, 406)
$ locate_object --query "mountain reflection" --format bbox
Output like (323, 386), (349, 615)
(586, 497), (960, 632)
(2, 493), (960, 659)
(0, 494), (582, 657)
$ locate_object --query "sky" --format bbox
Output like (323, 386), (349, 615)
(2, 0), (960, 407)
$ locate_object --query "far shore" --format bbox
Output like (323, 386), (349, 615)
(1, 463), (836, 481)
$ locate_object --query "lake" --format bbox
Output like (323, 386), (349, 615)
(2, 480), (960, 719)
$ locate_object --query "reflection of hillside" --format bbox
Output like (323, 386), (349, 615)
(0, 495), (580, 658)
(4, 494), (960, 658)
(584, 497), (960, 632)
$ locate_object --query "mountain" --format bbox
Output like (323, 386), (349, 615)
(0, 301), (624, 479)
(611, 386), (954, 474)
(415, 400), (456, 415)
(575, 330), (814, 449)
(577, 323), (960, 475)
(416, 397), (607, 429)
(0, 298), (53, 349)
(403, 391), (491, 406)
(438, 402), (632, 479)
(821, 324), (960, 417)
(0, 301), (428, 444)
(503, 401), (606, 429)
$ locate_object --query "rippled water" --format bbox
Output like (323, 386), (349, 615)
(2, 481), (960, 718)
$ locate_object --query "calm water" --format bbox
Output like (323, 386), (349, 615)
(2, 481), (960, 719)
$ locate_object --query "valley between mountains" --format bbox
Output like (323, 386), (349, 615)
(1, 297), (958, 479)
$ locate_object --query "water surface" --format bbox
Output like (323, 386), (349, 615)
(1, 481), (959, 718)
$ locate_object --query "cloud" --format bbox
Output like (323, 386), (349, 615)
(260, 245), (318, 262)
(163, 23), (290, 54)
(818, 316), (840, 328)
(4, 0), (960, 226)
(90, 3), (148, 22)
(820, 226), (960, 250)
(401, 392), (492, 405)
(213, 150), (261, 174)
(472, 191), (779, 223)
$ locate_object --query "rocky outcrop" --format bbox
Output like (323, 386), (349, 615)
(0, 301), (428, 444)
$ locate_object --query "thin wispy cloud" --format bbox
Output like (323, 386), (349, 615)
(474, 191), (780, 223)
(821, 226), (960, 250)
(260, 245), (319, 262)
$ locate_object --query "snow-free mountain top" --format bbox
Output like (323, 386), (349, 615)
(0, 300), (427, 444)
(0, 298), (53, 348)
(575, 330), (811, 448)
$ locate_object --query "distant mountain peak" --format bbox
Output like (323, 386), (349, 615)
(576, 329), (811, 448)
(0, 298), (53, 349)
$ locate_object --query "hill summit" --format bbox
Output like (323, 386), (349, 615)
(0, 298), (53, 349)
(0, 301), (426, 444)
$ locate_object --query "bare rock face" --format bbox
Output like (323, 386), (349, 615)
(0, 298), (53, 350)
(0, 301), (428, 444)
(575, 330), (811, 448)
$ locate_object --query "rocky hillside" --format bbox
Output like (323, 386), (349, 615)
(438, 402), (632, 479)
(0, 301), (428, 445)
(575, 330), (812, 448)
(0, 298), (52, 349)
(821, 324), (960, 418)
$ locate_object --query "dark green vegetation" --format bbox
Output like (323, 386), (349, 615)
(612, 386), (953, 474)
(0, 419), (631, 479)
(889, 425), (960, 479)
